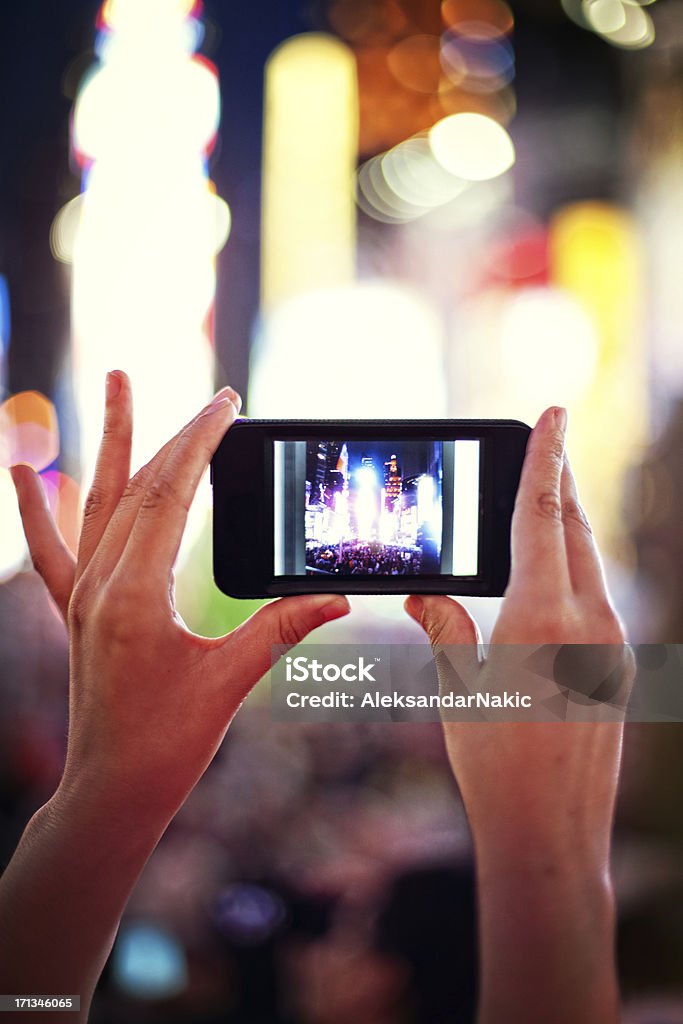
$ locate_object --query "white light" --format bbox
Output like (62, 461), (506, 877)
(600, 1), (654, 47)
(452, 440), (480, 577)
(583, 0), (626, 34)
(69, 2), (228, 565)
(249, 283), (447, 418)
(429, 112), (515, 182)
(499, 287), (599, 405)
(0, 468), (28, 583)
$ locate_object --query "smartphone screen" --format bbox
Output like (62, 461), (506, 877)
(273, 438), (481, 579)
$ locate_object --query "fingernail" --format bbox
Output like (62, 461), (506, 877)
(213, 385), (241, 408)
(9, 465), (21, 489)
(201, 396), (234, 417)
(106, 371), (122, 401)
(553, 407), (567, 433)
(405, 595), (424, 620)
(316, 595), (351, 623)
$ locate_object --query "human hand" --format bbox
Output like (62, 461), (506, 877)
(404, 407), (630, 1024)
(11, 372), (350, 829)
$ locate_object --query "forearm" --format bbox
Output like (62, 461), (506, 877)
(474, 833), (619, 1024)
(0, 786), (168, 1022)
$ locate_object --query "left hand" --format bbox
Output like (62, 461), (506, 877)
(11, 371), (350, 827)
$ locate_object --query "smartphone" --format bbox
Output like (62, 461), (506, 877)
(211, 419), (530, 598)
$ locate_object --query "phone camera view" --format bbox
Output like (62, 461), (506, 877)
(274, 438), (481, 579)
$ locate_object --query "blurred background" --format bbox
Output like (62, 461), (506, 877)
(1, 0), (683, 1019)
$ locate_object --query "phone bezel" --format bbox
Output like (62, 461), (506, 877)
(212, 418), (530, 598)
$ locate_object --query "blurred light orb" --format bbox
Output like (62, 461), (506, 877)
(601, 1), (654, 47)
(440, 28), (515, 93)
(50, 195), (84, 264)
(387, 35), (442, 93)
(0, 275), (10, 360)
(583, 0), (626, 33)
(357, 134), (472, 224)
(0, 468), (28, 583)
(211, 884), (287, 946)
(429, 112), (515, 181)
(564, 0), (655, 46)
(0, 392), (60, 472)
(250, 283), (447, 418)
(441, 0), (514, 36)
(112, 923), (187, 1000)
(499, 287), (598, 404)
(381, 136), (468, 208)
(74, 55), (220, 161)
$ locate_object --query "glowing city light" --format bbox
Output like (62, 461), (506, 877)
(0, 392), (60, 472)
(64, 0), (228, 563)
(261, 34), (358, 309)
(112, 923), (187, 1000)
(249, 283), (447, 418)
(563, 0), (655, 48)
(550, 201), (646, 557)
(499, 287), (599, 406)
(429, 112), (515, 181)
(0, 468), (28, 583)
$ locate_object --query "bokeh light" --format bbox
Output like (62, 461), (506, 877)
(261, 34), (358, 309)
(211, 883), (287, 945)
(112, 923), (187, 1000)
(0, 392), (60, 472)
(499, 287), (599, 406)
(429, 112), (515, 181)
(0, 469), (28, 583)
(564, 0), (656, 48)
(68, 0), (227, 565)
(441, 0), (514, 36)
(387, 35), (442, 94)
(249, 283), (447, 418)
(440, 27), (515, 94)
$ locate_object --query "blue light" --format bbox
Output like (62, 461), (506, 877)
(112, 923), (187, 1000)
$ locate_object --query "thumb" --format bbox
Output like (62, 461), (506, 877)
(404, 595), (480, 647)
(217, 594), (351, 695)
(404, 595), (481, 690)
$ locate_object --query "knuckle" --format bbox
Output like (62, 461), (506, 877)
(118, 471), (148, 507)
(562, 497), (592, 534)
(276, 607), (307, 649)
(425, 614), (450, 648)
(68, 579), (94, 628)
(141, 475), (189, 515)
(82, 485), (107, 522)
(534, 491), (563, 522)
(592, 604), (626, 644)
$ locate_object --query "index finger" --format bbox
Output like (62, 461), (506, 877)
(509, 406), (570, 592)
(118, 392), (240, 583)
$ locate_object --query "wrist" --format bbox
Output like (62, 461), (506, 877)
(48, 770), (172, 856)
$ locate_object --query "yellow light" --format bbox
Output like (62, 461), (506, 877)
(429, 112), (515, 181)
(0, 392), (60, 471)
(261, 34), (358, 309)
(550, 202), (646, 561)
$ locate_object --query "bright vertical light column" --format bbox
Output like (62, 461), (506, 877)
(452, 440), (480, 577)
(69, 0), (230, 513)
(550, 202), (646, 557)
(261, 34), (358, 310)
